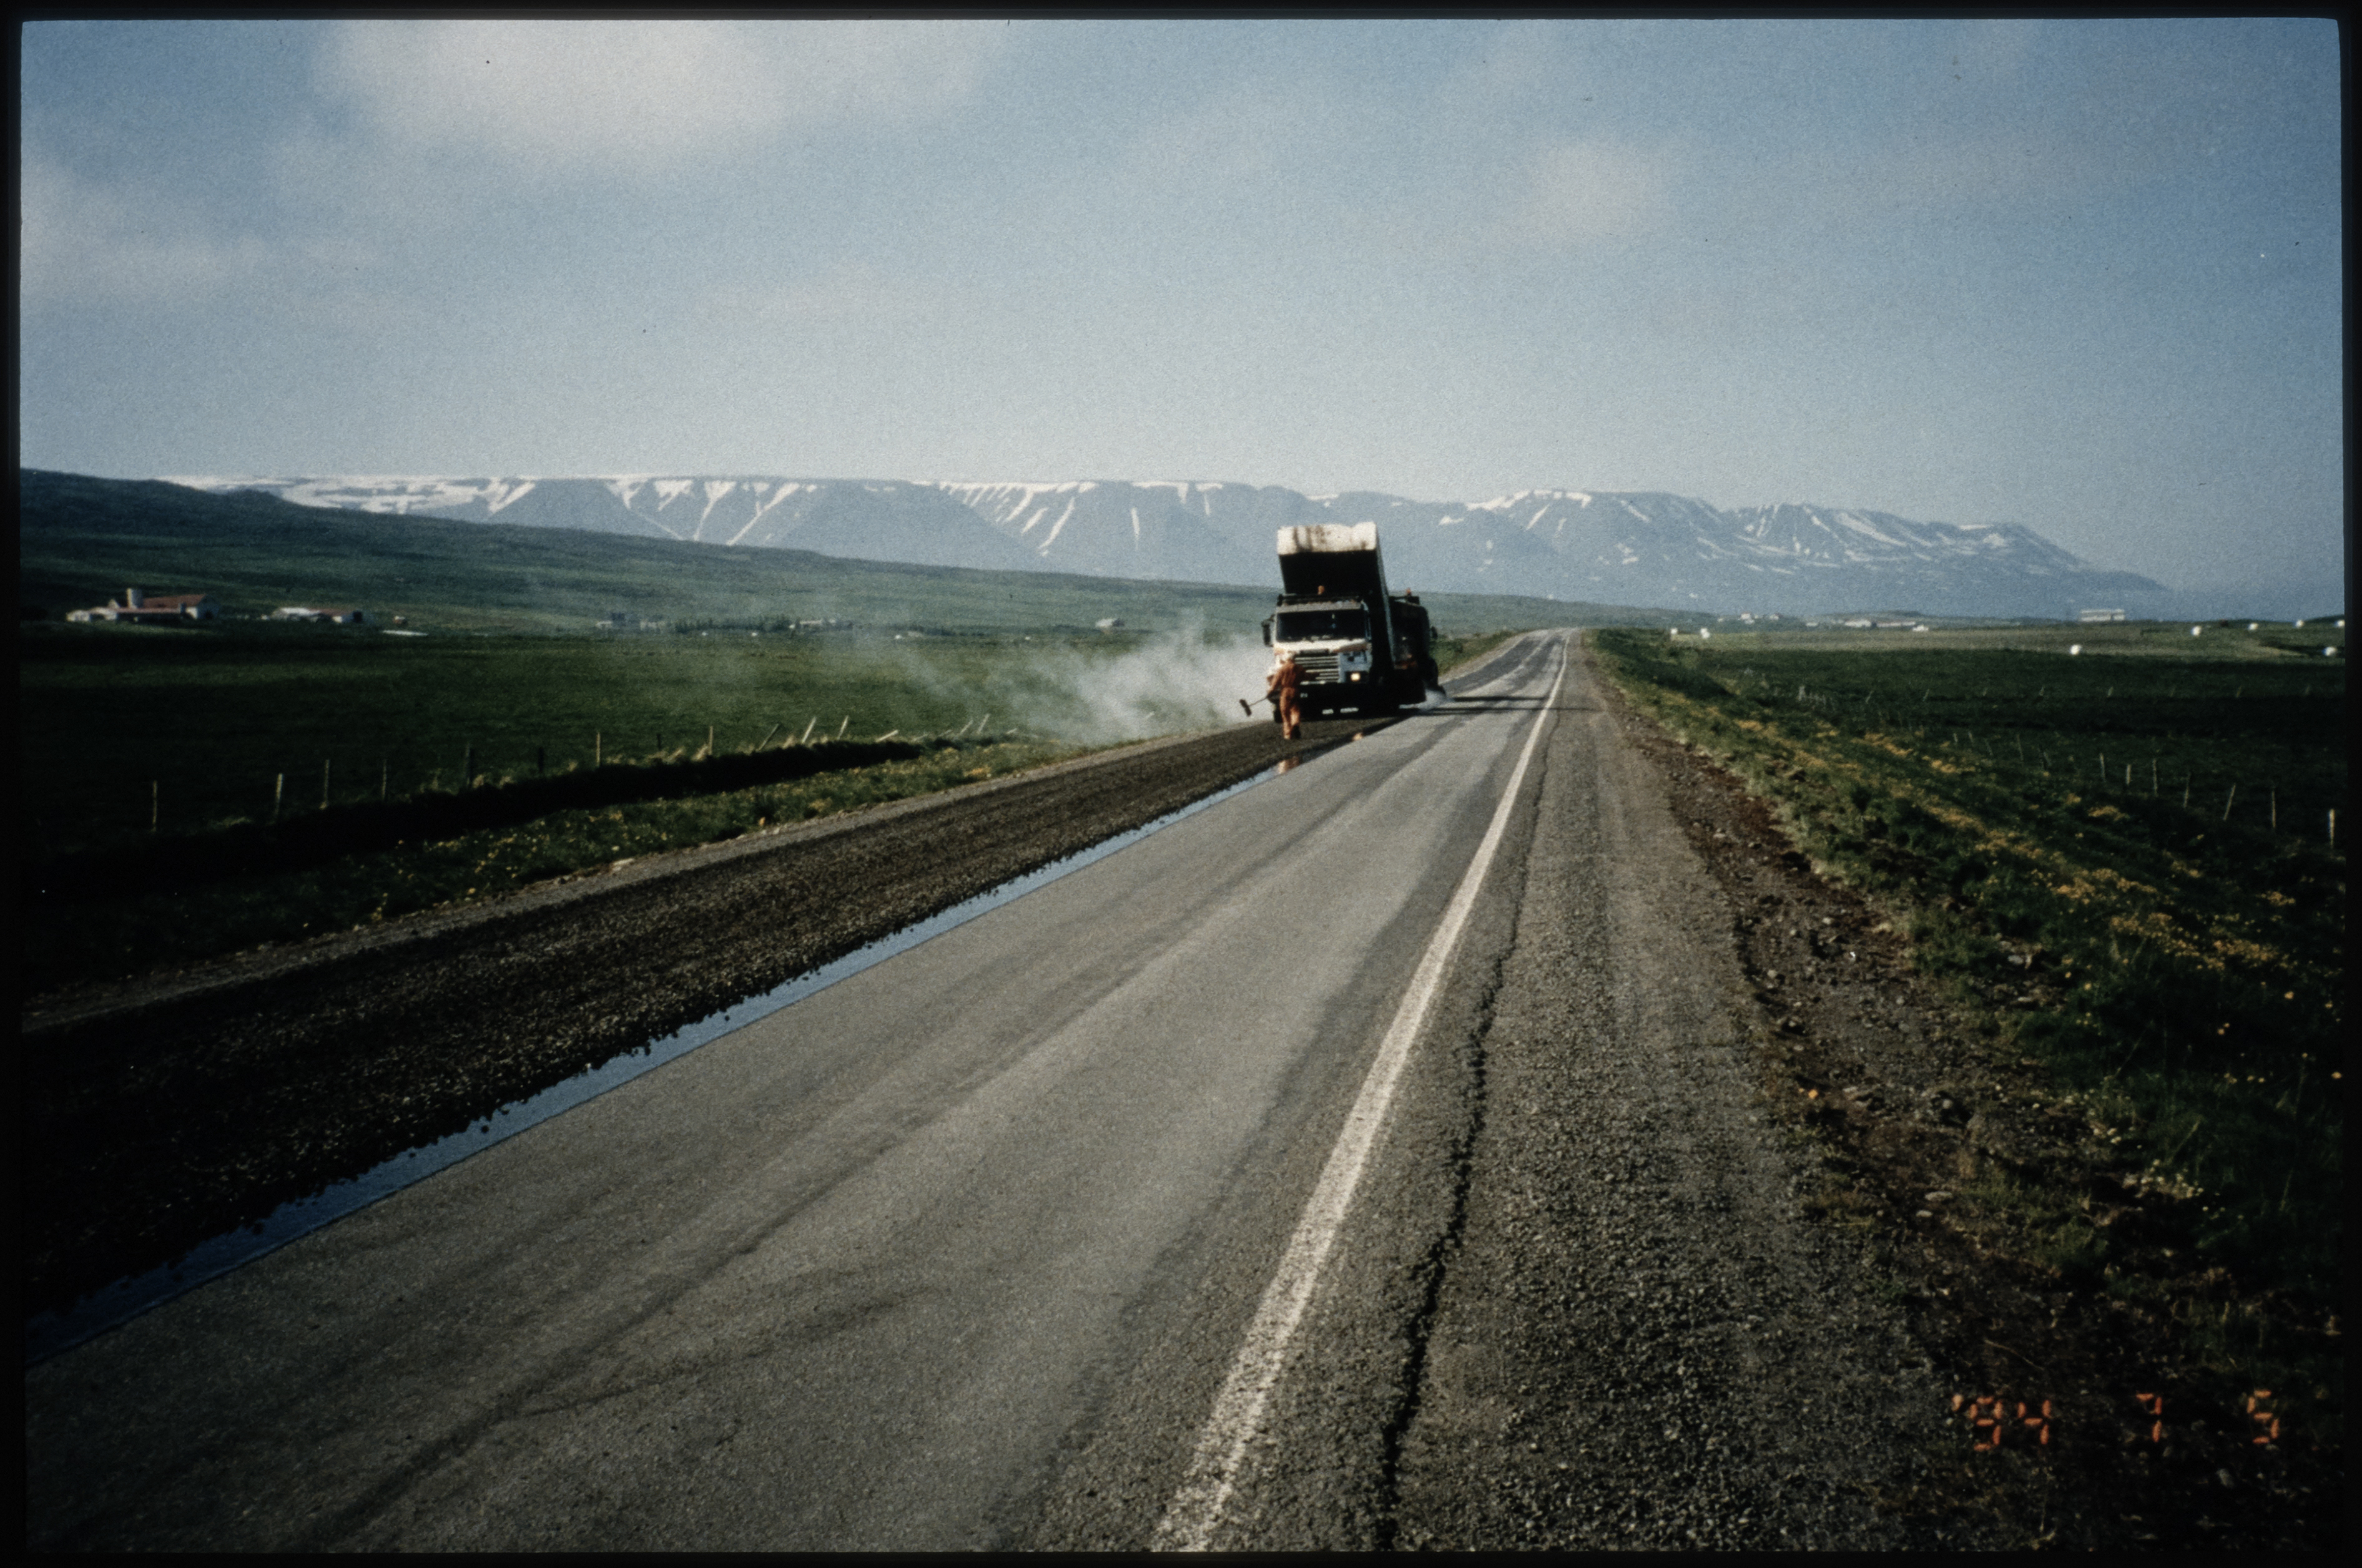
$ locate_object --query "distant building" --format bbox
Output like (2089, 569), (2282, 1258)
(1095, 617), (1126, 632)
(67, 588), (219, 624)
(2078, 608), (2126, 623)
(271, 605), (370, 624)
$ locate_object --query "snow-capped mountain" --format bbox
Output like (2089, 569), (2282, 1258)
(163, 473), (2169, 617)
(182, 475), (1041, 572)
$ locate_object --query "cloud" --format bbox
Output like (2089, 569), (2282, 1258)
(19, 154), (270, 304)
(700, 263), (953, 326)
(319, 19), (1003, 175)
(1502, 140), (1676, 244)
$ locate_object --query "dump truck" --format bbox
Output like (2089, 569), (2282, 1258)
(1261, 522), (1440, 719)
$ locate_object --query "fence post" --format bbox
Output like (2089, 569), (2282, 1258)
(463, 745), (475, 789)
(322, 758), (332, 810)
(272, 773), (283, 824)
(595, 731), (602, 767)
(150, 779), (158, 834)
(2222, 783), (2238, 822)
(381, 757), (389, 801)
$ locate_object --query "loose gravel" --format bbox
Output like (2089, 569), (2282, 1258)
(1385, 647), (1986, 1549)
(1421, 660), (2333, 1550)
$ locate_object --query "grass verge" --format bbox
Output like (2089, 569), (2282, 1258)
(24, 736), (1084, 997)
(1589, 628), (2342, 1458)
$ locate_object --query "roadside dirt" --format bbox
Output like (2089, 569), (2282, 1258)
(1615, 687), (2334, 1548)
(22, 717), (1374, 1329)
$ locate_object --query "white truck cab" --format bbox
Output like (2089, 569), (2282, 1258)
(1261, 523), (1435, 717)
(1267, 602), (1377, 693)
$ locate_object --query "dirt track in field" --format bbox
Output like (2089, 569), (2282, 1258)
(23, 716), (1377, 1325)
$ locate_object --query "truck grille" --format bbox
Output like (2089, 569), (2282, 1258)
(1294, 653), (1342, 681)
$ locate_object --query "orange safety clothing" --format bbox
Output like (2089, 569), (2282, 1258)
(1267, 658), (1305, 740)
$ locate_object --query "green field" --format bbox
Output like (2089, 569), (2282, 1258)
(16, 467), (1617, 848)
(1593, 625), (2343, 1440)
(1690, 615), (2347, 660)
(17, 623), (1541, 996)
(19, 625), (1153, 851)
(19, 471), (1588, 992)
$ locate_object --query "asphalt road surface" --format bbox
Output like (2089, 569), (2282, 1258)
(28, 634), (1961, 1549)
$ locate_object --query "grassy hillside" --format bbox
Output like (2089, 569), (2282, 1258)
(19, 470), (1274, 636)
(20, 468), (1666, 637)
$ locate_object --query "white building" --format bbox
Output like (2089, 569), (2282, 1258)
(67, 588), (219, 624)
(271, 605), (370, 624)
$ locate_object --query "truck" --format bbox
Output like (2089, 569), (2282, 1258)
(1261, 522), (1440, 719)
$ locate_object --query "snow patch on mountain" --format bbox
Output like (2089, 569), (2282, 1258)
(162, 473), (2171, 617)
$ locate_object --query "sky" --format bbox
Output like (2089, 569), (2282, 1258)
(19, 19), (2346, 609)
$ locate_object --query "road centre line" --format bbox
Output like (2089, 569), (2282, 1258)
(1150, 634), (1570, 1551)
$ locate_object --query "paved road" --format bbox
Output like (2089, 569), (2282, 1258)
(27, 635), (1574, 1550)
(30, 632), (1962, 1549)
(26, 707), (1356, 1322)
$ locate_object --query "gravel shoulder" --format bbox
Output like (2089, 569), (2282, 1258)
(1379, 641), (2328, 1549)
(1380, 641), (1992, 1548)
(23, 715), (1377, 1327)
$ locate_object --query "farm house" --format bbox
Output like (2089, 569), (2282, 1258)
(67, 589), (218, 624)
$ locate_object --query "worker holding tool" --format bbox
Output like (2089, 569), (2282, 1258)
(1266, 651), (1304, 740)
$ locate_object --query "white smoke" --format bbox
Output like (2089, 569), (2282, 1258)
(1040, 625), (1274, 744)
(909, 621), (1274, 745)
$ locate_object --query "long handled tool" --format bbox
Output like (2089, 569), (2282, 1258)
(1239, 692), (1276, 717)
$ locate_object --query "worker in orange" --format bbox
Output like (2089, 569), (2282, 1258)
(1266, 652), (1305, 740)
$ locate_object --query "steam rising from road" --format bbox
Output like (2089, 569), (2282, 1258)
(914, 624), (1274, 745)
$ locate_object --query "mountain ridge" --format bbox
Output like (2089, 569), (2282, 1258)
(161, 472), (2172, 619)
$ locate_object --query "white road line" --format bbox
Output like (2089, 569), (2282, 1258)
(1150, 634), (1570, 1551)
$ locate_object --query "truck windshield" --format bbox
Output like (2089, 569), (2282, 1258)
(1276, 607), (1367, 642)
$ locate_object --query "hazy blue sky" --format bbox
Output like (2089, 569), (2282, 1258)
(20, 19), (2344, 605)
